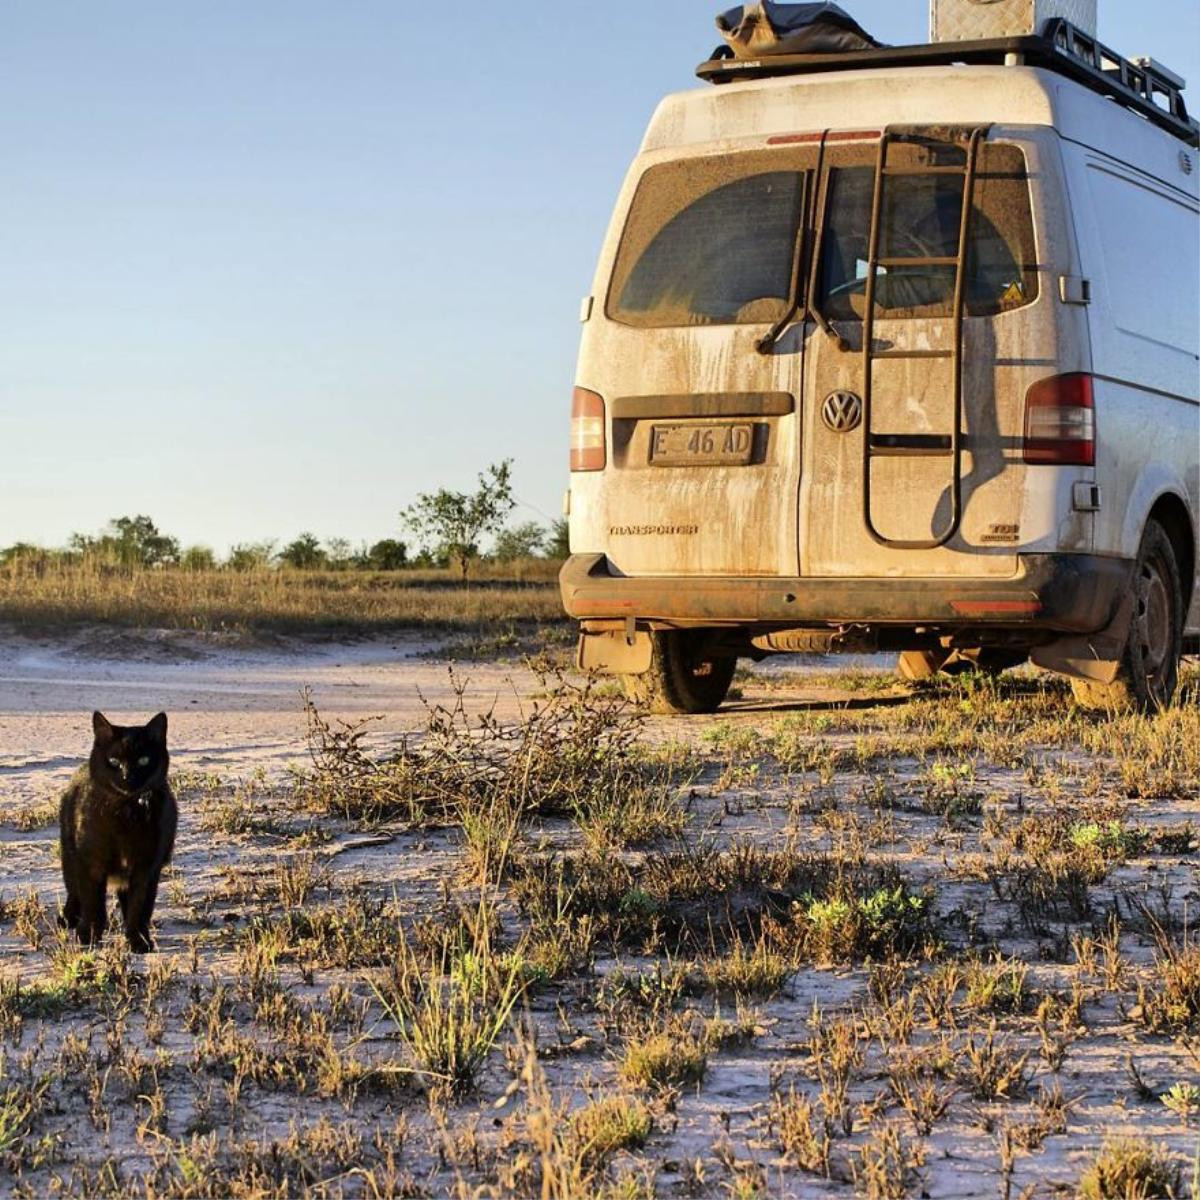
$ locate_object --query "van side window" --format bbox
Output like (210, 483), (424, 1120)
(608, 156), (808, 329)
(819, 143), (1038, 320)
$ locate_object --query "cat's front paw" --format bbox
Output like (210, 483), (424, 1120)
(127, 929), (154, 955)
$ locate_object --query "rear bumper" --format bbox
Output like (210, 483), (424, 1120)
(560, 553), (1132, 636)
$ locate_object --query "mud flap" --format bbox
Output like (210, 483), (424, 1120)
(1030, 589), (1133, 685)
(577, 630), (653, 676)
(898, 649), (950, 681)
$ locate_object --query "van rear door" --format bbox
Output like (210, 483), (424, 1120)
(580, 144), (820, 578)
(800, 129), (1048, 580)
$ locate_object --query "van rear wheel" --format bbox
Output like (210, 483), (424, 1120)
(1070, 520), (1183, 713)
(621, 631), (736, 715)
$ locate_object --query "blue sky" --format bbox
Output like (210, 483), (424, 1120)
(2, 1), (1197, 553)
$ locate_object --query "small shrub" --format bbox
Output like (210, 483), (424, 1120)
(0, 1074), (51, 1162)
(801, 885), (930, 964)
(242, 892), (403, 969)
(1134, 941), (1200, 1034)
(1004, 857), (1097, 928)
(964, 956), (1032, 1015)
(1160, 1082), (1200, 1126)
(511, 1042), (653, 1200)
(770, 1086), (831, 1175)
(369, 902), (525, 1101)
(887, 1052), (956, 1137)
(569, 1096), (653, 1168)
(959, 1025), (1031, 1101)
(694, 935), (794, 998)
(596, 964), (687, 1016)
(808, 1014), (864, 1138)
(1069, 820), (1149, 862)
(1077, 1138), (1182, 1200)
(619, 1017), (708, 1091)
(854, 1122), (923, 1200)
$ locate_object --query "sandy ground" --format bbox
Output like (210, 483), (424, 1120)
(1, 627), (1196, 1198)
(0, 627), (892, 810)
(0, 629), (540, 809)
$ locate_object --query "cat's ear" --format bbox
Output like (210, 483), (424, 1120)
(146, 712), (168, 743)
(92, 711), (113, 740)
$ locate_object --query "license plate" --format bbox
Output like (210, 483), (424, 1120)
(650, 423), (754, 467)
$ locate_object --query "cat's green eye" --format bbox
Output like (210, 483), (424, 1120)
(108, 757), (121, 768)
(138, 756), (150, 767)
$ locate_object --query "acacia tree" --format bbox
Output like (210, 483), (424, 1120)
(278, 533), (326, 569)
(226, 541), (276, 571)
(365, 539), (408, 571)
(402, 460), (515, 583)
(492, 521), (546, 562)
(325, 537), (355, 570)
(70, 515), (180, 568)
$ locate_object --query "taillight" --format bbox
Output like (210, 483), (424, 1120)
(1023, 373), (1095, 466)
(570, 388), (606, 472)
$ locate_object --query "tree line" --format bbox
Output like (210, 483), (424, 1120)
(2, 461), (569, 580)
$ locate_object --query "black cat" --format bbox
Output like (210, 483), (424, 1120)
(60, 711), (178, 953)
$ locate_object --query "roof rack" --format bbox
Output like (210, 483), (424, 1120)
(697, 19), (1200, 146)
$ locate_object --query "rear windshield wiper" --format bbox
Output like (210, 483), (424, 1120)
(756, 172), (810, 355)
(757, 132), (848, 355)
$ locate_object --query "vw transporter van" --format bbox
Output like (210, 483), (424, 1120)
(561, 16), (1200, 713)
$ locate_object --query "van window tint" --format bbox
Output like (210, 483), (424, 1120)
(819, 144), (1039, 320)
(609, 157), (807, 328)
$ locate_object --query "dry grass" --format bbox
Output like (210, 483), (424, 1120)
(618, 1015), (710, 1091)
(1077, 1138), (1183, 1200)
(2, 660), (1199, 1196)
(299, 665), (687, 835)
(0, 555), (565, 637)
(370, 899), (526, 1102)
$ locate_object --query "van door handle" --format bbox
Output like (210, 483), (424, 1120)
(1058, 275), (1091, 305)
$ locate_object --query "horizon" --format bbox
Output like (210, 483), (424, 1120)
(4, 1), (1198, 552)
(3, 507), (561, 561)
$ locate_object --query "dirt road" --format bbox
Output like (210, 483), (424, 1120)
(0, 629), (538, 808)
(0, 627), (894, 809)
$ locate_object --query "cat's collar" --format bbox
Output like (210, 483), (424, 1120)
(123, 792), (154, 819)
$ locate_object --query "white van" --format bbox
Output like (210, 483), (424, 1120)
(561, 18), (1200, 713)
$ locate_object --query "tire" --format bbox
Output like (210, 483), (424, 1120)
(1071, 521), (1184, 713)
(621, 631), (736, 715)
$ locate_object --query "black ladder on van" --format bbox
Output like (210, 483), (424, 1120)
(860, 125), (987, 551)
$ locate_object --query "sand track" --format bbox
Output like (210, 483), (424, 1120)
(0, 628), (533, 806)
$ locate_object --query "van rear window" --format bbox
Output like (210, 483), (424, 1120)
(607, 140), (1038, 329)
(607, 153), (808, 329)
(818, 143), (1039, 320)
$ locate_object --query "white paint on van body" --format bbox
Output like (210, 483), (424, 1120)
(570, 63), (1200, 634)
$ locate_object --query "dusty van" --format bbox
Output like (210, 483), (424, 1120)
(561, 14), (1200, 713)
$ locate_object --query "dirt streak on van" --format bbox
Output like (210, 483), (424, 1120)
(561, 36), (1199, 714)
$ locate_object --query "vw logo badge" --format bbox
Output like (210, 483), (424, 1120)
(822, 390), (863, 434)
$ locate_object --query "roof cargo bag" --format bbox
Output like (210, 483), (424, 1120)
(717, 2), (881, 59)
